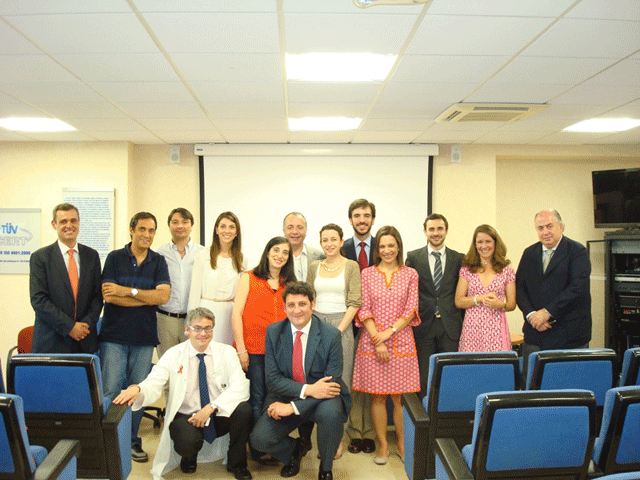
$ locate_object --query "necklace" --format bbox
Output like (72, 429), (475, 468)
(322, 261), (340, 272)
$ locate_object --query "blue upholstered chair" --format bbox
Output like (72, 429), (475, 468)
(0, 394), (79, 480)
(402, 351), (520, 480)
(593, 386), (640, 475)
(619, 348), (640, 387)
(434, 389), (597, 480)
(7, 354), (132, 480)
(597, 472), (640, 480)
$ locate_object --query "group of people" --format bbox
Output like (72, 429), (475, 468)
(28, 199), (592, 480)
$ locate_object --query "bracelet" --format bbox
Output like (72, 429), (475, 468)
(473, 295), (479, 306)
(236, 350), (248, 355)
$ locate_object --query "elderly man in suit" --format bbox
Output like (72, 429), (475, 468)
(114, 307), (253, 480)
(406, 213), (464, 399)
(30, 203), (103, 353)
(516, 209), (591, 376)
(283, 212), (325, 282)
(250, 281), (351, 480)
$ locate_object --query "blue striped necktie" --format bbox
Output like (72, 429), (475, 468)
(197, 353), (216, 443)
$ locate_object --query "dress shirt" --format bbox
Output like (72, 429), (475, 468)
(157, 238), (204, 314)
(57, 239), (80, 278)
(289, 320), (313, 413)
(526, 237), (562, 320)
(292, 245), (309, 281)
(178, 342), (221, 416)
(427, 244), (447, 278)
(354, 235), (373, 264)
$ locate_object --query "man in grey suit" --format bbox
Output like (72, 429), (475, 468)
(283, 212), (325, 282)
(30, 203), (103, 353)
(406, 213), (464, 399)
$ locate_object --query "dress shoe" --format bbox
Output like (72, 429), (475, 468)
(361, 438), (376, 454)
(319, 469), (333, 480)
(227, 465), (252, 480)
(347, 438), (362, 454)
(280, 438), (305, 478)
(256, 454), (279, 467)
(180, 456), (197, 474)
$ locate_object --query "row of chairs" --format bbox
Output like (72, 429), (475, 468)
(403, 347), (640, 480)
(1, 353), (132, 479)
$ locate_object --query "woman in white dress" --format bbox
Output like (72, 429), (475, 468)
(188, 212), (246, 345)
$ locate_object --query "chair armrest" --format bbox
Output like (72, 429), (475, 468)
(34, 439), (80, 480)
(434, 438), (473, 480)
(402, 392), (429, 425)
(102, 403), (129, 430)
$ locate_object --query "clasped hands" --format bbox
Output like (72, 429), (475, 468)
(268, 376), (340, 420)
(69, 322), (90, 341)
(528, 308), (554, 332)
(476, 292), (504, 309)
(371, 329), (393, 364)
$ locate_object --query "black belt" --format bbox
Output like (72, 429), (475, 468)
(158, 308), (187, 319)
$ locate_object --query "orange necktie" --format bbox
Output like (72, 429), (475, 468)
(68, 249), (79, 317)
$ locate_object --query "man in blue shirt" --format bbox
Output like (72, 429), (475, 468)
(100, 211), (171, 462)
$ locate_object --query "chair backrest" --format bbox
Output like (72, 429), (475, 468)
(526, 348), (617, 406)
(597, 473), (640, 480)
(593, 386), (640, 475)
(16, 327), (34, 354)
(0, 394), (35, 479)
(619, 348), (640, 387)
(468, 389), (596, 480)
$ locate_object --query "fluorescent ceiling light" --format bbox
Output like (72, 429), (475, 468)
(0, 117), (76, 132)
(286, 53), (397, 81)
(289, 117), (362, 131)
(563, 118), (640, 133)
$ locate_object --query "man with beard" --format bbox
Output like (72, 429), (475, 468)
(406, 214), (464, 399)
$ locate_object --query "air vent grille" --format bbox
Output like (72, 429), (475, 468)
(436, 103), (549, 123)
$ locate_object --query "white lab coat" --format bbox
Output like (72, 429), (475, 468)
(132, 340), (250, 479)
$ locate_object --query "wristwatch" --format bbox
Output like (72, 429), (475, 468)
(130, 288), (138, 297)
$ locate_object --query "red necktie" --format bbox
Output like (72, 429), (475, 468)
(358, 241), (368, 271)
(68, 249), (79, 318)
(292, 331), (305, 383)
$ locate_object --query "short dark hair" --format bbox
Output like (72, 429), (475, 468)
(423, 213), (449, 230)
(52, 203), (79, 222)
(168, 207), (194, 226)
(319, 223), (343, 240)
(130, 212), (157, 231)
(282, 281), (315, 303)
(348, 199), (376, 219)
(373, 226), (404, 267)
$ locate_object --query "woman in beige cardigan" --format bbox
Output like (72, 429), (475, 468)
(307, 223), (362, 458)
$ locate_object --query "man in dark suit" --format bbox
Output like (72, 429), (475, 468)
(30, 203), (102, 353)
(250, 281), (351, 480)
(342, 198), (376, 454)
(406, 213), (464, 399)
(516, 209), (591, 375)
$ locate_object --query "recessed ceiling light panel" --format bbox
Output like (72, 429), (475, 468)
(286, 53), (396, 82)
(563, 118), (640, 133)
(0, 117), (76, 132)
(288, 117), (362, 131)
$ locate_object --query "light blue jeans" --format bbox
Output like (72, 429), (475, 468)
(99, 342), (154, 447)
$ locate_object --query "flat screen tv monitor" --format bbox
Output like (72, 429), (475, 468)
(592, 167), (640, 228)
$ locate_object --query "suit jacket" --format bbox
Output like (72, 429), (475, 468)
(516, 235), (591, 350)
(405, 246), (464, 340)
(304, 245), (325, 279)
(343, 236), (376, 268)
(30, 241), (103, 353)
(264, 316), (351, 421)
(134, 340), (250, 479)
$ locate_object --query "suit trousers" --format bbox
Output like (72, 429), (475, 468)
(250, 396), (344, 472)
(169, 401), (252, 467)
(414, 315), (459, 399)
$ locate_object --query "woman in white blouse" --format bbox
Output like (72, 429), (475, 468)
(307, 223), (362, 458)
(188, 211), (246, 345)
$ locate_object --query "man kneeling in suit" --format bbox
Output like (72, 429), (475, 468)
(250, 281), (351, 480)
(114, 307), (252, 480)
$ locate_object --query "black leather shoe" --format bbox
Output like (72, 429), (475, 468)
(227, 465), (252, 480)
(361, 438), (376, 454)
(180, 456), (197, 474)
(280, 438), (305, 477)
(347, 438), (363, 454)
(319, 469), (333, 480)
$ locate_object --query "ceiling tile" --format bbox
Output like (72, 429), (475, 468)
(67, 118), (149, 131)
(215, 119), (288, 130)
(171, 53), (282, 82)
(427, 0), (576, 16)
(139, 118), (215, 130)
(190, 82), (284, 103)
(466, 83), (571, 103)
(0, 0), (130, 15)
(376, 82), (478, 108)
(0, 21), (42, 54)
(0, 101), (49, 117)
(0, 55), (79, 82)
(117, 102), (206, 119)
(223, 130), (290, 143)
(284, 13), (417, 54)
(88, 130), (162, 142)
(288, 82), (381, 104)
(602, 99), (640, 117)
(566, 0), (640, 21)
(490, 57), (615, 84)
(581, 58), (640, 86)
(392, 55), (510, 83)
(16, 130), (99, 141)
(523, 18), (640, 58)
(407, 15), (552, 55)
(5, 13), (159, 54)
(202, 103), (286, 119)
(142, 12), (280, 53)
(351, 130), (422, 143)
(133, 0), (277, 13)
(288, 131), (354, 143)
(474, 130), (553, 144)
(0, 80), (107, 102)
(553, 83), (640, 105)
(36, 102), (130, 119)
(284, 0), (424, 14)
(149, 130), (225, 143)
(288, 103), (369, 118)
(55, 53), (179, 82)
(360, 118), (429, 131)
(530, 131), (610, 144)
(89, 81), (193, 102)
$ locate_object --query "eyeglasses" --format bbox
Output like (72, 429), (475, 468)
(187, 325), (213, 334)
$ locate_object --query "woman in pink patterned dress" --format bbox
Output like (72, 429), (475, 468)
(352, 226), (420, 465)
(455, 224), (516, 352)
